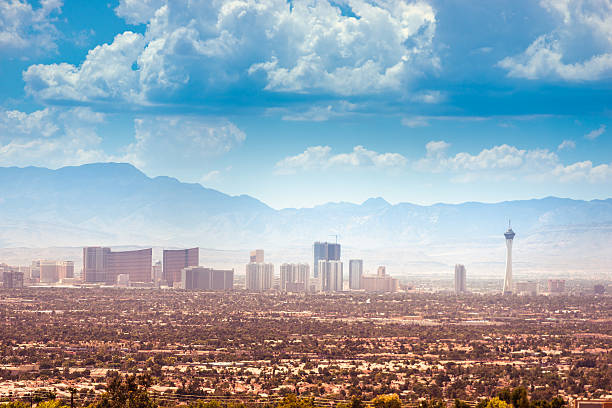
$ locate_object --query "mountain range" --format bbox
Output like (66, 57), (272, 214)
(1, 163), (611, 278)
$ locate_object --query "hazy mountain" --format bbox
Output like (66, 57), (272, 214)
(1, 163), (611, 277)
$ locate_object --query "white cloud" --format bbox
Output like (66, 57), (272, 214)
(415, 139), (612, 183)
(276, 101), (358, 122)
(498, 0), (612, 80)
(553, 160), (612, 183)
(114, 0), (164, 24)
(558, 139), (576, 150)
(24, 31), (146, 103)
(424, 140), (451, 156)
(200, 170), (221, 183)
(0, 0), (62, 57)
(410, 90), (445, 104)
(402, 114), (558, 128)
(584, 124), (606, 140)
(417, 143), (558, 174)
(0, 107), (245, 174)
(275, 145), (407, 175)
(122, 116), (246, 173)
(25, 0), (439, 104)
(0, 107), (108, 168)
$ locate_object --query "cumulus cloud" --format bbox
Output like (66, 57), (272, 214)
(0, 107), (108, 168)
(584, 124), (606, 140)
(415, 139), (612, 183)
(275, 145), (407, 175)
(498, 0), (612, 80)
(558, 139), (576, 150)
(122, 116), (246, 173)
(24, 31), (146, 103)
(0, 0), (62, 57)
(553, 160), (612, 183)
(24, 0), (438, 105)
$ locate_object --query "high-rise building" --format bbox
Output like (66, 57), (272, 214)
(515, 281), (538, 296)
(2, 270), (24, 289)
(360, 266), (399, 293)
(250, 249), (265, 263)
(30, 260), (41, 279)
(59, 261), (74, 280)
(107, 248), (152, 284)
(548, 279), (566, 293)
(39, 260), (59, 283)
(313, 241), (341, 278)
(454, 264), (467, 294)
(83, 247), (152, 284)
(152, 261), (163, 283)
(17, 266), (31, 281)
(83, 247), (111, 283)
(163, 248), (199, 287)
(349, 259), (363, 290)
(503, 222), (516, 294)
(246, 262), (274, 291)
(280, 263), (310, 292)
(319, 260), (343, 292)
(180, 267), (234, 290)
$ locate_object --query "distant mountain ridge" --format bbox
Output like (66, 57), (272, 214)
(1, 163), (611, 277)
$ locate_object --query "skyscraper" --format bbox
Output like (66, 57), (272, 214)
(180, 267), (234, 291)
(83, 247), (152, 284)
(503, 222), (516, 295)
(454, 264), (466, 294)
(246, 262), (274, 291)
(313, 241), (341, 278)
(349, 259), (363, 290)
(107, 248), (152, 284)
(319, 260), (343, 292)
(280, 263), (310, 292)
(59, 261), (74, 280)
(83, 247), (111, 283)
(39, 260), (59, 283)
(163, 248), (199, 287)
(250, 249), (264, 263)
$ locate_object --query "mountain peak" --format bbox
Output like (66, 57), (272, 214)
(361, 197), (391, 208)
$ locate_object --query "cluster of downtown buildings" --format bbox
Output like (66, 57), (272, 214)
(1, 241), (400, 293)
(246, 242), (399, 292)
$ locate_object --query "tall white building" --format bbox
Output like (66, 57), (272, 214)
(319, 260), (343, 292)
(280, 263), (309, 292)
(503, 222), (516, 294)
(246, 262), (274, 291)
(349, 259), (363, 290)
(454, 264), (467, 294)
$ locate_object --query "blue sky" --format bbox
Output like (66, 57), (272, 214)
(0, 0), (611, 208)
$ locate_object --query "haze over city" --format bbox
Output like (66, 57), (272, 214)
(0, 1), (611, 408)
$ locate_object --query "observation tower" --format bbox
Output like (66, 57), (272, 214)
(503, 221), (515, 294)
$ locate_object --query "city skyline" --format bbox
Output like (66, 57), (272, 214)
(0, 2), (611, 407)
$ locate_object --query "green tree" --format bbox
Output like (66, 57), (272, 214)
(89, 373), (157, 408)
(371, 394), (402, 408)
(37, 401), (69, 408)
(486, 397), (511, 408)
(455, 400), (471, 408)
(1, 402), (30, 408)
(276, 394), (315, 408)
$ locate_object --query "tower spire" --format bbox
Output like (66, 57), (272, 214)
(503, 222), (516, 294)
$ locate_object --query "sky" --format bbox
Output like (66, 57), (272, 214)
(0, 0), (611, 209)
